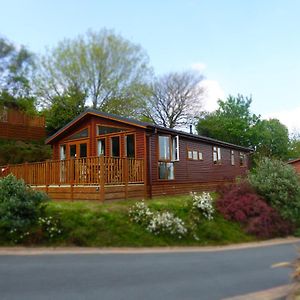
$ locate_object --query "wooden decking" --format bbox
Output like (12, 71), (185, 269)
(1, 156), (145, 201)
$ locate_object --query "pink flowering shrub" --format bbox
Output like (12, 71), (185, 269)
(216, 182), (293, 238)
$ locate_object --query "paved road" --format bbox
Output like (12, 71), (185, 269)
(0, 243), (298, 300)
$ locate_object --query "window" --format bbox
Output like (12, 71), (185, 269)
(158, 162), (174, 180)
(198, 152), (203, 160)
(158, 135), (179, 180)
(240, 152), (246, 167)
(158, 135), (179, 161)
(70, 145), (77, 158)
(188, 150), (193, 159)
(66, 128), (88, 141)
(111, 136), (120, 157)
(172, 136), (180, 161)
(231, 150), (235, 165)
(159, 136), (171, 160)
(79, 143), (87, 158)
(60, 145), (66, 160)
(192, 151), (198, 160)
(97, 126), (124, 135)
(97, 139), (106, 156)
(125, 134), (135, 158)
(213, 146), (221, 164)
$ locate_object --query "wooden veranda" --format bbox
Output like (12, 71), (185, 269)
(0, 156), (146, 201)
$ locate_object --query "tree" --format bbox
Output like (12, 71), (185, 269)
(34, 29), (152, 117)
(0, 37), (35, 98)
(143, 71), (204, 128)
(0, 37), (36, 113)
(254, 119), (289, 160)
(288, 133), (300, 160)
(196, 95), (290, 160)
(196, 95), (260, 147)
(43, 86), (86, 134)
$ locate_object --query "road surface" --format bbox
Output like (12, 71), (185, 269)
(0, 242), (298, 300)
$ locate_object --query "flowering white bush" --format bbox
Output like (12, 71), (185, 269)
(190, 192), (215, 220)
(38, 216), (62, 239)
(129, 200), (153, 225)
(129, 201), (187, 238)
(147, 211), (187, 238)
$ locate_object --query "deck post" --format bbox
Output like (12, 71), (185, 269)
(70, 158), (74, 201)
(124, 158), (128, 199)
(99, 155), (105, 201)
(45, 160), (49, 194)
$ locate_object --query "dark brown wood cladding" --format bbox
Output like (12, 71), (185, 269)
(148, 134), (249, 196)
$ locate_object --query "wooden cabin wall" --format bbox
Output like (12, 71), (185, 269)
(51, 115), (146, 160)
(148, 134), (249, 196)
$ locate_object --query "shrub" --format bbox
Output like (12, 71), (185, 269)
(248, 157), (300, 223)
(216, 182), (293, 238)
(0, 174), (48, 242)
(129, 200), (187, 238)
(189, 192), (214, 221)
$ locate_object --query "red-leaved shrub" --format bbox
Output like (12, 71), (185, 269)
(216, 182), (293, 238)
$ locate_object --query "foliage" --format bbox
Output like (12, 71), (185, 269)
(189, 192), (214, 221)
(196, 94), (290, 160)
(34, 29), (152, 117)
(0, 37), (35, 98)
(0, 139), (51, 165)
(38, 216), (62, 240)
(129, 200), (187, 238)
(197, 94), (259, 147)
(144, 71), (204, 128)
(253, 118), (289, 160)
(0, 174), (48, 242)
(16, 196), (252, 247)
(43, 86), (86, 133)
(216, 182), (294, 238)
(248, 157), (300, 223)
(288, 133), (300, 160)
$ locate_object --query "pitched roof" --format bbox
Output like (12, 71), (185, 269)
(45, 108), (253, 152)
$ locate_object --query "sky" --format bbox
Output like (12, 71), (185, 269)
(1, 0), (300, 132)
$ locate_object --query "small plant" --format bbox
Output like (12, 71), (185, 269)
(147, 211), (187, 238)
(129, 200), (187, 238)
(216, 182), (293, 238)
(38, 216), (62, 240)
(189, 192), (214, 221)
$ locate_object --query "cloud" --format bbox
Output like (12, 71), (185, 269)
(199, 79), (225, 112)
(191, 62), (207, 73)
(264, 106), (300, 134)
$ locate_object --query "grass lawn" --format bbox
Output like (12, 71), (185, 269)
(44, 195), (254, 247)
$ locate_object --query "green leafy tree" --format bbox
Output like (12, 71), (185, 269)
(43, 86), (86, 134)
(288, 133), (300, 160)
(196, 95), (260, 147)
(34, 29), (152, 117)
(254, 119), (289, 160)
(0, 37), (36, 113)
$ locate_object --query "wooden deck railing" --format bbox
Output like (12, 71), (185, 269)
(0, 156), (144, 186)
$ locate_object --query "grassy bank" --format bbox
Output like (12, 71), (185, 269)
(44, 195), (254, 247)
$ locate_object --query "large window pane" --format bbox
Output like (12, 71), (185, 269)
(60, 145), (66, 160)
(111, 136), (120, 157)
(158, 162), (174, 180)
(66, 128), (88, 141)
(97, 139), (105, 156)
(80, 143), (87, 158)
(159, 136), (170, 160)
(70, 145), (76, 158)
(125, 134), (135, 158)
(98, 126), (124, 135)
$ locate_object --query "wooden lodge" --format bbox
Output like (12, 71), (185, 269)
(0, 109), (252, 201)
(0, 106), (45, 141)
